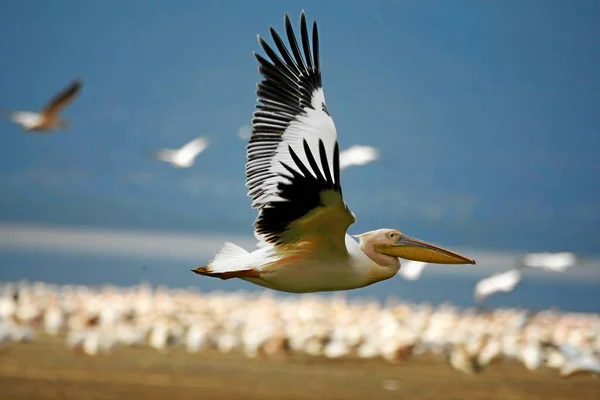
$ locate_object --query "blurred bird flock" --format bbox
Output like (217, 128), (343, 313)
(1, 280), (600, 378)
(1, 3), (599, 399)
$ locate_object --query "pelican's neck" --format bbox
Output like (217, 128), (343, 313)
(345, 235), (400, 284)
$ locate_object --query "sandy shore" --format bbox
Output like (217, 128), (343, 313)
(0, 336), (598, 400)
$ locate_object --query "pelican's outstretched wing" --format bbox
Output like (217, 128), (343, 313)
(41, 79), (83, 117)
(246, 11), (355, 249)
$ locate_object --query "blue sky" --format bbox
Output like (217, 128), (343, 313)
(1, 0), (599, 254)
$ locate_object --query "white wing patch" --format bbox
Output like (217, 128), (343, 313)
(474, 268), (522, 303)
(178, 137), (209, 162)
(339, 145), (379, 170)
(153, 137), (209, 168)
(9, 111), (42, 129)
(253, 89), (337, 207)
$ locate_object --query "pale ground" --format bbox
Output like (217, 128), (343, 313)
(0, 336), (599, 400)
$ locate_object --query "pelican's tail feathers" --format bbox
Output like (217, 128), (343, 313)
(211, 242), (250, 270)
(192, 242), (258, 280)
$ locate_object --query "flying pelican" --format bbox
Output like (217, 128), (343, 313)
(339, 145), (379, 170)
(474, 268), (522, 305)
(152, 137), (210, 168)
(3, 78), (82, 132)
(192, 12), (475, 293)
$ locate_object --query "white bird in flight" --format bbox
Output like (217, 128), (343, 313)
(3, 78), (82, 133)
(473, 268), (522, 304)
(397, 260), (429, 281)
(238, 125), (252, 140)
(192, 12), (475, 293)
(339, 145), (379, 170)
(152, 137), (210, 168)
(520, 252), (576, 273)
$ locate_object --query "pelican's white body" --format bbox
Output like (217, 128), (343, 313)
(210, 235), (395, 293)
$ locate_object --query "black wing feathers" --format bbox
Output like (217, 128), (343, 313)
(312, 22), (320, 73)
(254, 140), (341, 243)
(247, 11), (345, 245)
(42, 79), (82, 115)
(247, 12), (324, 204)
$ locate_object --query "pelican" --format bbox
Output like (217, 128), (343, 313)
(3, 78), (82, 132)
(192, 12), (475, 293)
(152, 137), (210, 168)
(474, 268), (522, 305)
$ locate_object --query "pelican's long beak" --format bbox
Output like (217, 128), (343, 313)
(377, 234), (476, 265)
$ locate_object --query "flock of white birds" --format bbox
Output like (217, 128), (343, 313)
(152, 135), (380, 170)
(1, 281), (599, 378)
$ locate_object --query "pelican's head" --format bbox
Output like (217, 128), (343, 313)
(355, 228), (476, 267)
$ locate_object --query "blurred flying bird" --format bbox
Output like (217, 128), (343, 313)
(238, 125), (252, 140)
(339, 145), (379, 170)
(152, 137), (210, 168)
(192, 11), (475, 293)
(557, 344), (600, 378)
(2, 78), (82, 132)
(543, 342), (600, 377)
(397, 261), (429, 281)
(474, 268), (522, 305)
(520, 252), (577, 272)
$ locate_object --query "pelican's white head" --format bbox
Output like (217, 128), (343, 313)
(355, 228), (476, 268)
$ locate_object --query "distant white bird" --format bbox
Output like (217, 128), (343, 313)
(323, 339), (351, 359)
(474, 268), (522, 304)
(237, 125), (252, 140)
(398, 261), (429, 281)
(0, 320), (34, 343)
(521, 252), (577, 273)
(521, 341), (544, 371)
(2, 79), (82, 132)
(449, 344), (480, 374)
(185, 324), (208, 353)
(339, 145), (379, 170)
(152, 137), (210, 168)
(554, 343), (600, 378)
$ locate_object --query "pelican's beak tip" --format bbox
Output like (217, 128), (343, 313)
(383, 234), (478, 266)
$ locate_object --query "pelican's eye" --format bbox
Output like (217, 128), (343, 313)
(388, 232), (397, 240)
